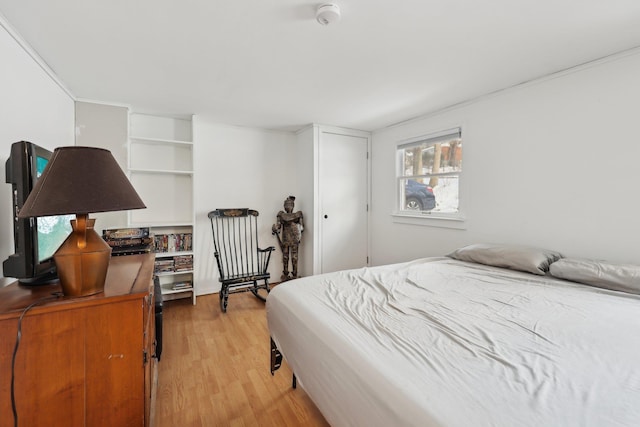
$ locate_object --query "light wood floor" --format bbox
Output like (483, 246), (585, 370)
(154, 291), (330, 427)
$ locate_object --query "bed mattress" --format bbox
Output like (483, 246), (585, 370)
(266, 257), (640, 427)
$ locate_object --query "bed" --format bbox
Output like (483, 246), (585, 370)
(266, 244), (640, 426)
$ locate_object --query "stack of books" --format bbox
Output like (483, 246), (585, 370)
(154, 258), (174, 274)
(174, 255), (193, 272)
(102, 227), (152, 256)
(171, 280), (192, 290)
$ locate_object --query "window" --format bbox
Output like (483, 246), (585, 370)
(396, 128), (462, 216)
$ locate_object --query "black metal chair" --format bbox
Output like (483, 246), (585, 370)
(208, 208), (275, 313)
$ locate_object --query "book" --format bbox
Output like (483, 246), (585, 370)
(105, 237), (152, 248)
(103, 227), (150, 240)
(152, 233), (193, 253)
(103, 228), (153, 256)
(173, 254), (193, 271)
(172, 280), (192, 290)
(154, 259), (174, 273)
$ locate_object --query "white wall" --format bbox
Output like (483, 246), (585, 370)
(192, 118), (298, 294)
(75, 101), (130, 232)
(371, 49), (640, 266)
(0, 19), (75, 284)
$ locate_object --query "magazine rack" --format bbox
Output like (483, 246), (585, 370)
(208, 208), (275, 313)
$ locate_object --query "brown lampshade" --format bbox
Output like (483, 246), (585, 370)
(19, 146), (146, 217)
(17, 146), (146, 296)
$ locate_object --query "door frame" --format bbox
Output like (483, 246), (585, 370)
(313, 125), (372, 275)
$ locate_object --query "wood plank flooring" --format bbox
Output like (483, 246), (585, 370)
(154, 291), (330, 427)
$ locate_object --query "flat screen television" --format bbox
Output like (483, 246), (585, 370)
(3, 141), (74, 284)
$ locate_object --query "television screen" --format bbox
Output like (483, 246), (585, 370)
(3, 141), (73, 284)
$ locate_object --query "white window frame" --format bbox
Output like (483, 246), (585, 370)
(392, 127), (465, 229)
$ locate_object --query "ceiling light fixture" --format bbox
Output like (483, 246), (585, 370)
(316, 3), (341, 26)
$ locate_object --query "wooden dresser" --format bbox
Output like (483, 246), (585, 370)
(0, 253), (156, 427)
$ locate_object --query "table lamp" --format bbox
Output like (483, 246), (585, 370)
(17, 146), (146, 296)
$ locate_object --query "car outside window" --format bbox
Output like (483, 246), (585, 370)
(397, 128), (462, 215)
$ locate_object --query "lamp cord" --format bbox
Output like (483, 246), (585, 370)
(10, 292), (62, 427)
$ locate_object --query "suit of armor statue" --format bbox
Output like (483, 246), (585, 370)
(272, 196), (304, 281)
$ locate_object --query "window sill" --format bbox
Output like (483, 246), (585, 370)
(391, 212), (467, 229)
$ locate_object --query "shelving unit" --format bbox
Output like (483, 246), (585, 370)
(151, 226), (195, 303)
(128, 113), (196, 304)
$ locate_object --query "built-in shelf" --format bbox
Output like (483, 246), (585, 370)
(162, 286), (194, 296)
(129, 168), (194, 175)
(128, 112), (196, 304)
(129, 136), (193, 145)
(129, 221), (194, 228)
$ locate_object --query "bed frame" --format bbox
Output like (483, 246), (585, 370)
(270, 338), (296, 388)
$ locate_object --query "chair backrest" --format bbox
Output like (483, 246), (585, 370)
(208, 208), (267, 280)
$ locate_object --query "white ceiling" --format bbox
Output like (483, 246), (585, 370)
(2, 1), (640, 132)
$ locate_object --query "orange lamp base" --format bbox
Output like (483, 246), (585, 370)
(53, 215), (111, 297)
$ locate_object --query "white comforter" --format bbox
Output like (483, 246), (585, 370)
(266, 257), (640, 427)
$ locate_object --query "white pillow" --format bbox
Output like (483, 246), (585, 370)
(549, 258), (640, 295)
(447, 243), (562, 275)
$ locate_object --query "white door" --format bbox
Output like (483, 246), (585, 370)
(319, 131), (369, 273)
